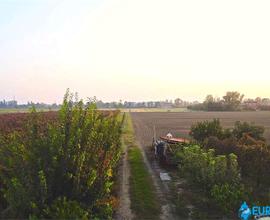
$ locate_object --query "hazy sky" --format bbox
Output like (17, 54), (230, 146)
(1, 0), (270, 103)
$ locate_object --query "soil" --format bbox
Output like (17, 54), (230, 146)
(131, 111), (270, 144)
(115, 144), (134, 220)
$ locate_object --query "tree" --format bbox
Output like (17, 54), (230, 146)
(222, 91), (244, 111)
(255, 97), (262, 104)
(174, 98), (183, 107)
(204, 95), (215, 103)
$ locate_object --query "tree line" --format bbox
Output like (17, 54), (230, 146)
(2, 92), (270, 111)
(0, 100), (60, 109)
(188, 91), (270, 111)
(0, 98), (197, 110)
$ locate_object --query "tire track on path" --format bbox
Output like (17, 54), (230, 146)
(116, 130), (134, 220)
(131, 114), (177, 220)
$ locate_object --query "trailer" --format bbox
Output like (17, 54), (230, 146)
(159, 136), (189, 144)
(153, 131), (189, 166)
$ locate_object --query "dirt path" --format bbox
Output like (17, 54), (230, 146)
(117, 114), (177, 220)
(115, 141), (134, 220)
(131, 116), (177, 220)
(135, 139), (177, 220)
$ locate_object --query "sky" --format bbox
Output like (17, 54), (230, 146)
(0, 0), (270, 103)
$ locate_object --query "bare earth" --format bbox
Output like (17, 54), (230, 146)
(116, 143), (134, 220)
(131, 111), (270, 145)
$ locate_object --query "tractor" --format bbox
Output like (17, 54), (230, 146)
(152, 126), (189, 166)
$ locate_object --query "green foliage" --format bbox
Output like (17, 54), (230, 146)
(128, 147), (160, 218)
(233, 121), (265, 141)
(45, 197), (89, 219)
(200, 122), (270, 202)
(175, 144), (243, 213)
(0, 91), (123, 218)
(190, 119), (224, 142)
(176, 145), (240, 189)
(237, 139), (270, 188)
(210, 183), (244, 213)
(184, 117), (269, 212)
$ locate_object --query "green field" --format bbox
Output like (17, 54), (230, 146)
(0, 108), (28, 114)
(0, 108), (58, 114)
(119, 108), (189, 113)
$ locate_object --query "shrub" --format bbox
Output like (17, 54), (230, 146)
(233, 121), (265, 141)
(205, 134), (270, 189)
(176, 145), (240, 189)
(175, 144), (243, 213)
(210, 183), (245, 213)
(190, 119), (266, 144)
(190, 119), (225, 142)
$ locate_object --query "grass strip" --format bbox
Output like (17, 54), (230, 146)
(123, 113), (160, 219)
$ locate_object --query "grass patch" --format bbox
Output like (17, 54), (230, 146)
(120, 107), (189, 112)
(128, 147), (160, 219)
(123, 114), (160, 219)
(0, 108), (58, 114)
(0, 108), (28, 113)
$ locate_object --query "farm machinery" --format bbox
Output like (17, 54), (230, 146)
(152, 126), (189, 166)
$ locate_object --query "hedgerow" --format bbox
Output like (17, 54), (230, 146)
(0, 91), (123, 219)
(190, 119), (270, 204)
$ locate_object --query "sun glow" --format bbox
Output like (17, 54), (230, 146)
(1, 0), (270, 103)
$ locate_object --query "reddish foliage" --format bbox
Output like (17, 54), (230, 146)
(0, 110), (117, 135)
(0, 112), (58, 135)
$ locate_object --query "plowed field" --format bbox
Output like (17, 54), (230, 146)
(131, 111), (270, 146)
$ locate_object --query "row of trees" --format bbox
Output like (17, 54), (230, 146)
(95, 98), (197, 109)
(188, 91), (270, 111)
(0, 100), (60, 109)
(0, 98), (198, 110)
(188, 91), (245, 111)
(0, 100), (18, 108)
(0, 92), (123, 219)
(2, 92), (270, 111)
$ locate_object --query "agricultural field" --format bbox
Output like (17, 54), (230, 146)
(0, 108), (58, 114)
(0, 109), (28, 114)
(120, 108), (188, 113)
(1, 109), (269, 219)
(131, 111), (270, 146)
(0, 110), (117, 135)
(0, 112), (58, 134)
